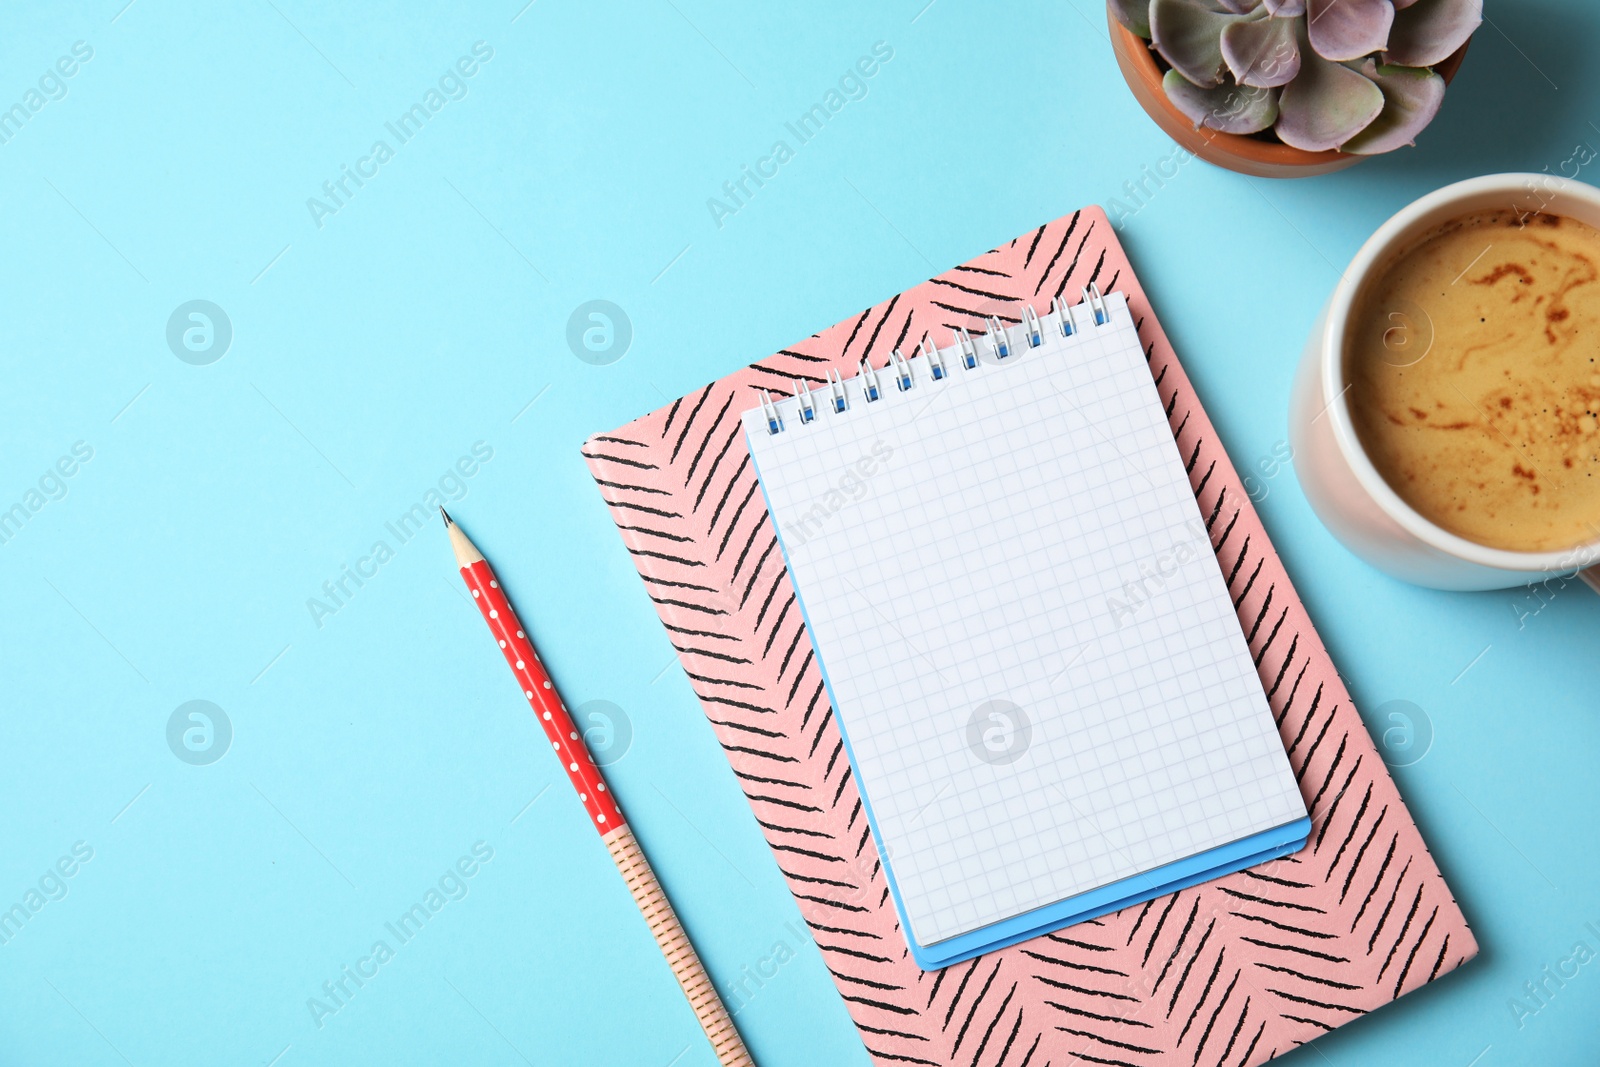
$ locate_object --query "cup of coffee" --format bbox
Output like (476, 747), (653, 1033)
(1292, 173), (1600, 591)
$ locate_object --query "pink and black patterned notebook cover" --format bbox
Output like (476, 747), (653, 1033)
(583, 207), (1474, 1066)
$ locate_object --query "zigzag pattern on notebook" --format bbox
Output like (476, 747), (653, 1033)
(583, 207), (1475, 1066)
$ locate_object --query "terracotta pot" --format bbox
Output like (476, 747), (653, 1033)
(1108, 7), (1470, 179)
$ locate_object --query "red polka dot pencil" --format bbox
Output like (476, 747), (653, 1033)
(441, 508), (755, 1067)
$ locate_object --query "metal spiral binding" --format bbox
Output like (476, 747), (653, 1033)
(955, 328), (978, 369)
(919, 334), (946, 380)
(1021, 305), (1044, 348)
(758, 284), (1112, 435)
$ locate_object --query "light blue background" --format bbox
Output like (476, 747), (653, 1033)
(0, 1), (1594, 1064)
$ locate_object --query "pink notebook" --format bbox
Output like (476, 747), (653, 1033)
(584, 207), (1474, 1065)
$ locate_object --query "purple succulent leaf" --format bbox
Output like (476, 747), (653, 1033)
(1391, 0), (1422, 8)
(1274, 27), (1385, 150)
(1264, 0), (1306, 14)
(1384, 0), (1482, 67)
(1151, 0), (1255, 87)
(1223, 15), (1301, 86)
(1305, 0), (1395, 61)
(1162, 69), (1280, 133)
(1111, 0), (1152, 39)
(1216, 0), (1264, 12)
(1340, 64), (1446, 153)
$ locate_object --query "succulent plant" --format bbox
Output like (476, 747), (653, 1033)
(1111, 0), (1482, 154)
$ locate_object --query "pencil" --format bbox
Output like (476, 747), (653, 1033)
(441, 508), (754, 1067)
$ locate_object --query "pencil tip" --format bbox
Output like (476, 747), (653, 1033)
(439, 506), (452, 526)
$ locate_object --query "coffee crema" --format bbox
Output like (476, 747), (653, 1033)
(1347, 209), (1600, 552)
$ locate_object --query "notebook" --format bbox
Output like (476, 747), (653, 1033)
(739, 287), (1311, 967)
(584, 207), (1474, 1064)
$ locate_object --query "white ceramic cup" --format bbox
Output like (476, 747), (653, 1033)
(1291, 172), (1600, 592)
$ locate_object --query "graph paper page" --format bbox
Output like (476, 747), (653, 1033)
(743, 294), (1307, 947)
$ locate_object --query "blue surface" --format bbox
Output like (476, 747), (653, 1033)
(0, 2), (1596, 1065)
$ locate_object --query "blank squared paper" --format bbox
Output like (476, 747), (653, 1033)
(743, 293), (1307, 949)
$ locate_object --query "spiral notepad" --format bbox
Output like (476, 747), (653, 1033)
(742, 287), (1311, 968)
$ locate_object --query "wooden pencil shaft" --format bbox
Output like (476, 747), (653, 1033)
(605, 826), (755, 1067)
